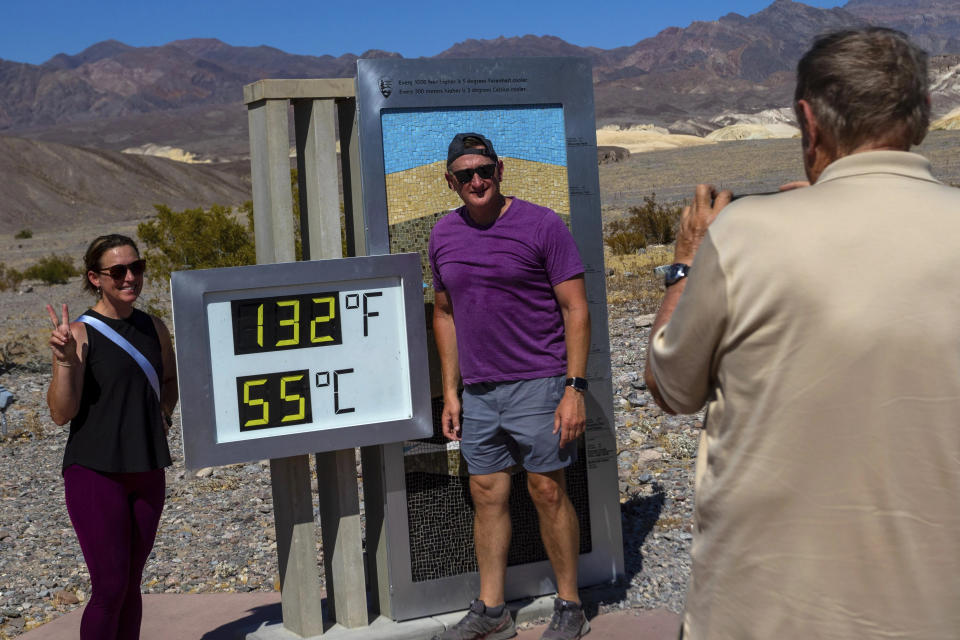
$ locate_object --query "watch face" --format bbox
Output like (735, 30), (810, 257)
(664, 263), (689, 286)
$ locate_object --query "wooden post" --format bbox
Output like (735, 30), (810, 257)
(248, 96), (325, 638)
(337, 98), (365, 259)
(269, 456), (325, 637)
(295, 96), (369, 629)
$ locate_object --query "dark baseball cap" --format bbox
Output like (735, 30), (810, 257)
(447, 133), (498, 167)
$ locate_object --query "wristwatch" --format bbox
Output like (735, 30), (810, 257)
(657, 263), (691, 287)
(565, 377), (588, 393)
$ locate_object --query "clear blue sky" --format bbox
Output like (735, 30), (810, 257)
(2, 0), (847, 65)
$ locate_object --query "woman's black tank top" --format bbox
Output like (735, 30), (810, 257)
(62, 308), (172, 472)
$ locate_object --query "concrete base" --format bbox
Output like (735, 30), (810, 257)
(245, 615), (442, 640)
(244, 596), (558, 640)
(16, 592), (680, 640)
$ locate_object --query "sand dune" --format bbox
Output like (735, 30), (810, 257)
(122, 143), (214, 164)
(711, 107), (797, 128)
(932, 107), (960, 131)
(706, 123), (800, 141)
(596, 125), (713, 154)
(596, 120), (800, 154)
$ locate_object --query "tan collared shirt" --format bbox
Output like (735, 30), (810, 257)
(650, 151), (960, 639)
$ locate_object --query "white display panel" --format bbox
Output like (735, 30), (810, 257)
(171, 254), (431, 469)
(203, 277), (411, 443)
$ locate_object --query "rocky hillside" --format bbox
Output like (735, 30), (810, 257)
(592, 0), (865, 120)
(0, 39), (394, 131)
(0, 136), (250, 234)
(845, 0), (960, 52)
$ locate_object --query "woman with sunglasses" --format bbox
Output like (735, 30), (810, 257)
(46, 233), (177, 640)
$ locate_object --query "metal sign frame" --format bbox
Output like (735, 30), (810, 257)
(355, 57), (624, 621)
(171, 253), (432, 469)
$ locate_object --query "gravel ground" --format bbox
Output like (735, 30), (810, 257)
(0, 278), (701, 638)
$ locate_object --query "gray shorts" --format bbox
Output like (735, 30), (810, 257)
(461, 375), (578, 475)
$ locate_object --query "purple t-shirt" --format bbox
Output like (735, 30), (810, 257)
(428, 198), (584, 384)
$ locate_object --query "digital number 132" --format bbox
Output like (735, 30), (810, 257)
(257, 296), (336, 347)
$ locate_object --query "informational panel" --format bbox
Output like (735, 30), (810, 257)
(171, 253), (432, 469)
(356, 57), (623, 621)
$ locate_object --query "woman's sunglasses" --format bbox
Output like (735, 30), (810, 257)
(97, 259), (147, 281)
(452, 163), (497, 184)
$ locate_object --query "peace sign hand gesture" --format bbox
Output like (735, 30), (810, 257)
(47, 303), (78, 366)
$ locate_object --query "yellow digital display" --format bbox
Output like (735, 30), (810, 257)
(231, 293), (342, 355)
(236, 369), (312, 431)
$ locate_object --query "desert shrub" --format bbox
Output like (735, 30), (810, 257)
(0, 332), (47, 374)
(14, 228), (32, 239)
(138, 203), (257, 283)
(138, 168), (353, 284)
(23, 255), (79, 284)
(604, 218), (647, 255)
(605, 245), (673, 311)
(290, 170), (304, 260)
(604, 194), (683, 255)
(0, 263), (24, 291)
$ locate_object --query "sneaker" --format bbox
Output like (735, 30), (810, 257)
(540, 598), (590, 640)
(434, 599), (517, 640)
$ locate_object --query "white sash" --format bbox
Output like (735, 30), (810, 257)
(77, 314), (161, 401)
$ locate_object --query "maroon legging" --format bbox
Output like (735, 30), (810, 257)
(63, 464), (165, 640)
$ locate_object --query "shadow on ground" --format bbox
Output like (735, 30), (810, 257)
(200, 601), (282, 639)
(578, 483), (665, 617)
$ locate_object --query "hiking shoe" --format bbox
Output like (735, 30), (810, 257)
(434, 599), (517, 640)
(540, 598), (590, 640)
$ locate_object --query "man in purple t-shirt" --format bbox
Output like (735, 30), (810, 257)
(429, 133), (591, 640)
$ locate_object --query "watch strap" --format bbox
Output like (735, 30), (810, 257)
(565, 377), (588, 392)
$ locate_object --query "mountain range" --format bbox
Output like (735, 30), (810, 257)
(2, 0), (959, 160)
(1, 0), (959, 233)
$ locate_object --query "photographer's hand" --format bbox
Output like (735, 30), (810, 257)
(674, 184), (732, 264)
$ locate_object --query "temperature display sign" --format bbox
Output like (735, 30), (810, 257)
(171, 254), (431, 469)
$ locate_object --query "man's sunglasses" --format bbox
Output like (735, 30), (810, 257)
(97, 259), (147, 280)
(452, 163), (497, 184)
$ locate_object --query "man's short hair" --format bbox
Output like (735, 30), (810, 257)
(795, 28), (930, 153)
(447, 133), (498, 167)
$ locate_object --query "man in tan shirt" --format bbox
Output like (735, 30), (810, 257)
(645, 28), (960, 639)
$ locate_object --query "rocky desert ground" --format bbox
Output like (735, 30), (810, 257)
(2, 132), (960, 638)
